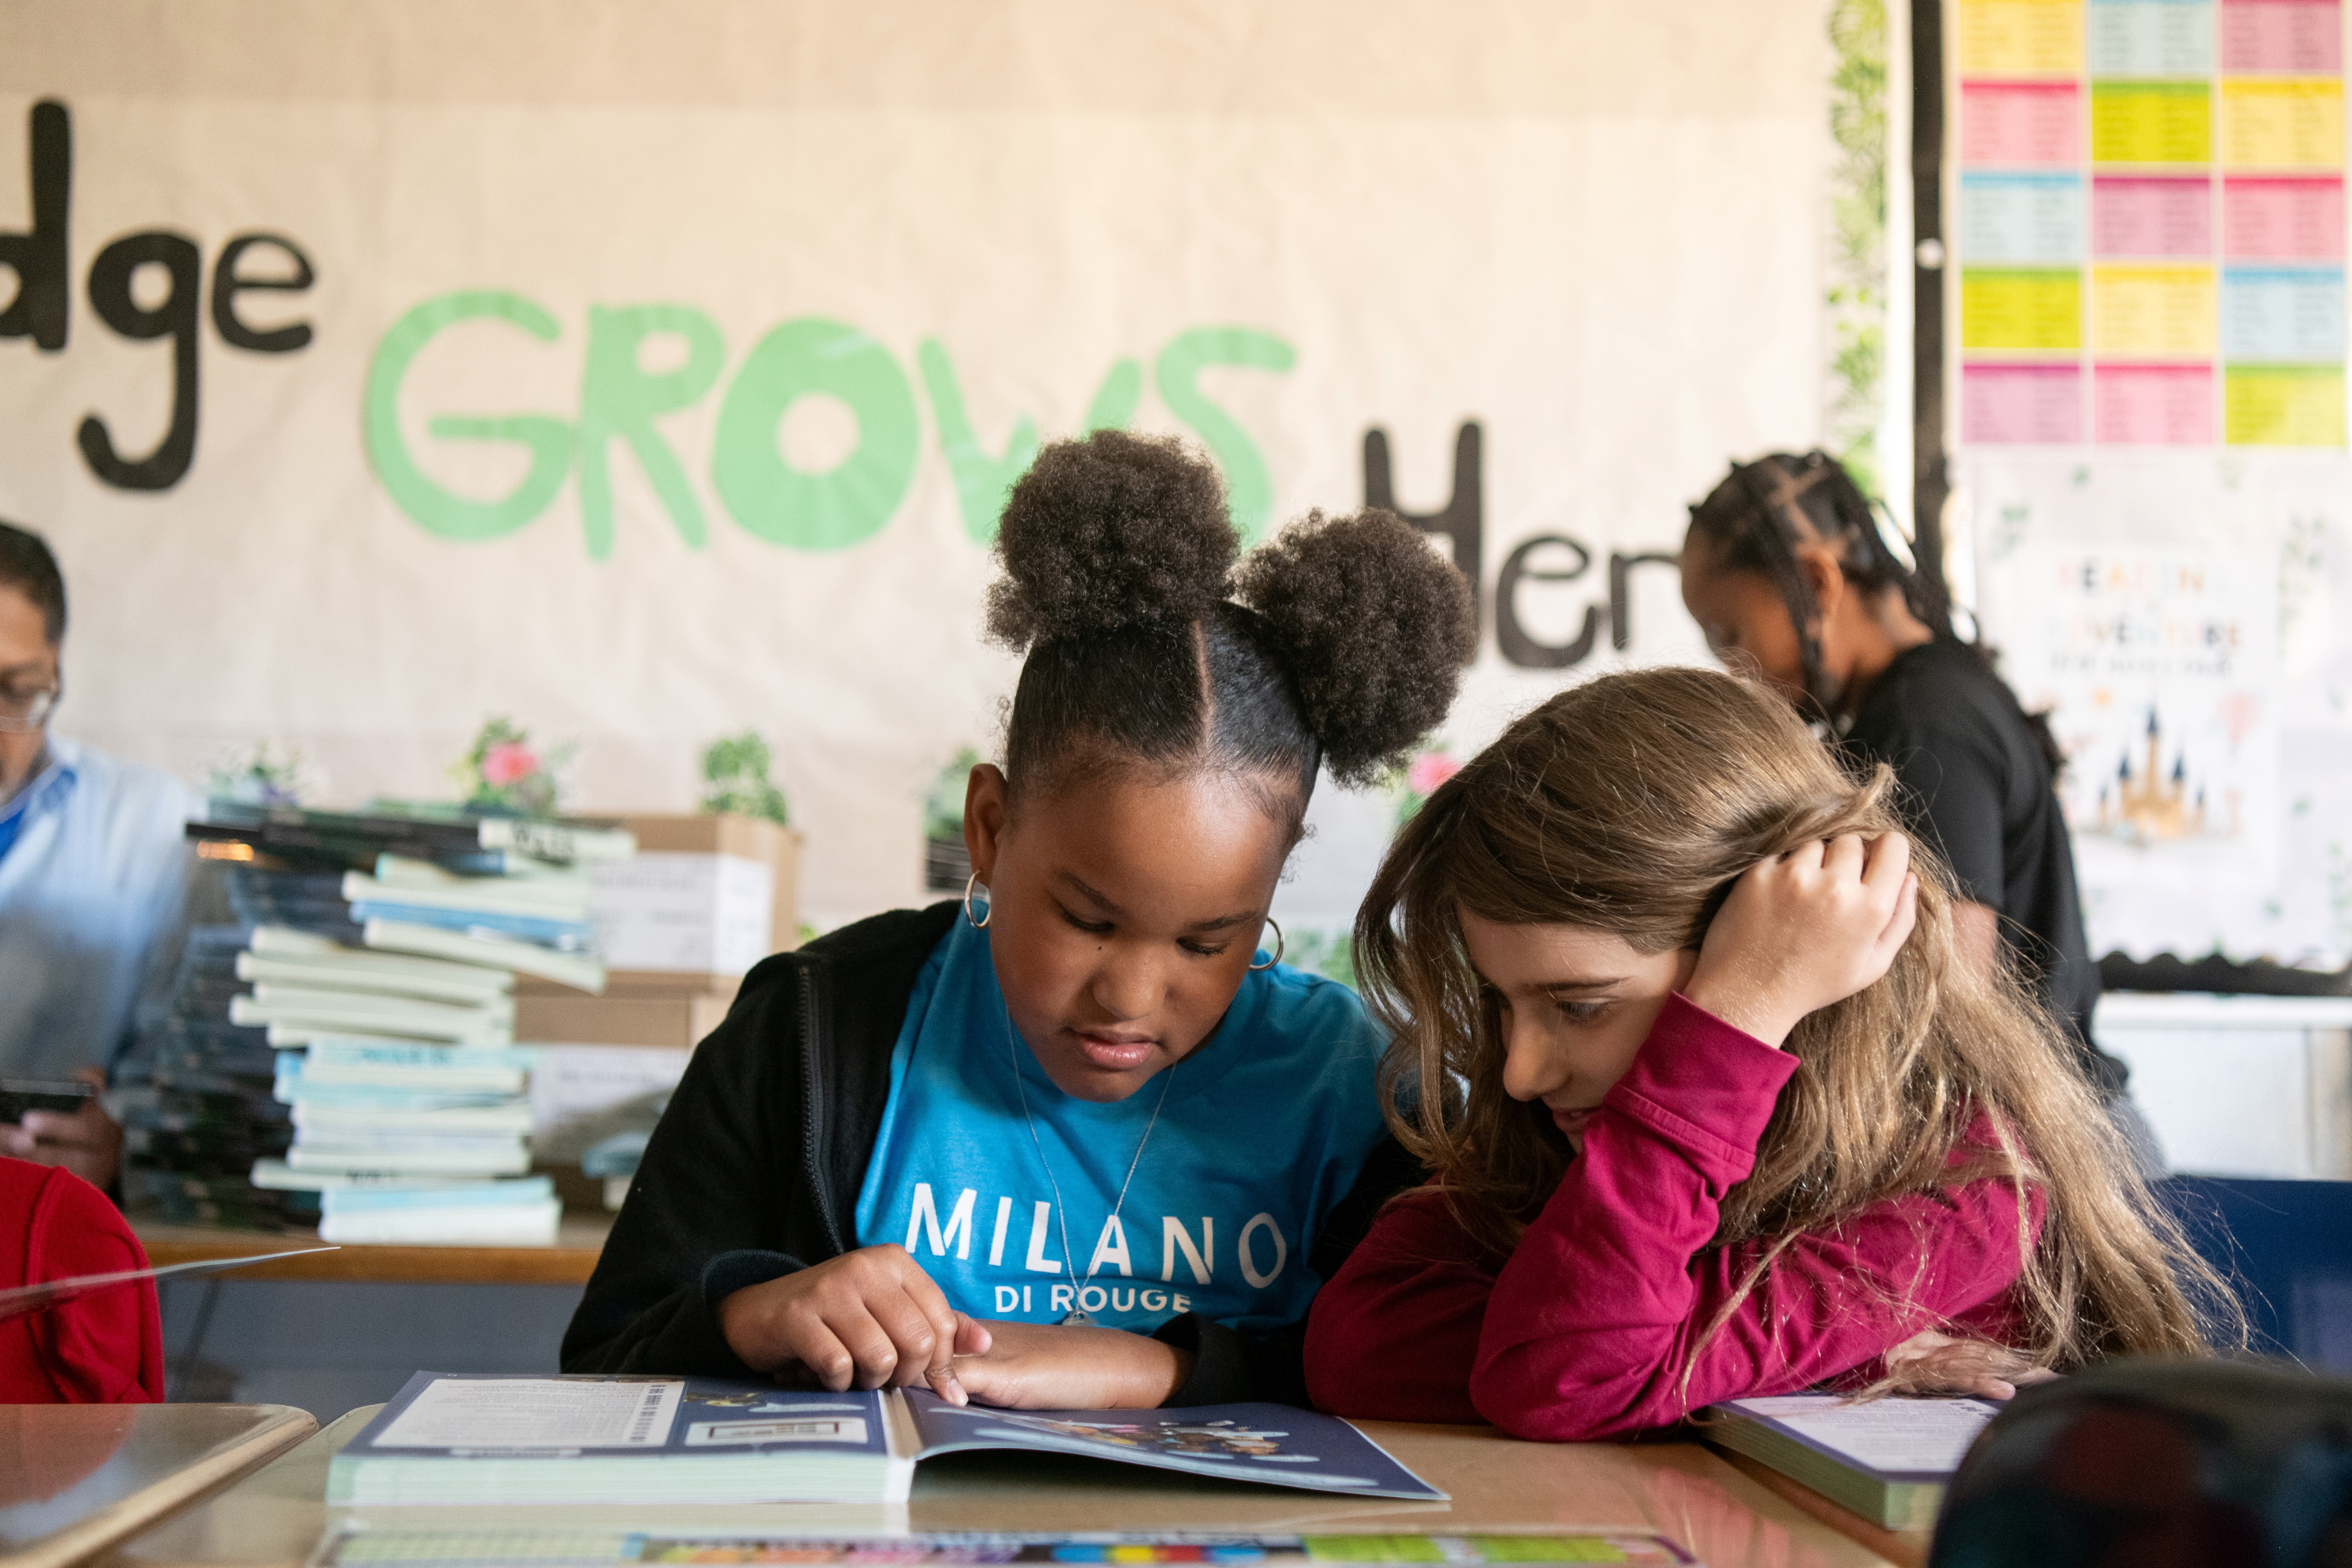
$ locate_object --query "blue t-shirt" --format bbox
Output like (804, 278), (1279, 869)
(852, 917), (1388, 1334)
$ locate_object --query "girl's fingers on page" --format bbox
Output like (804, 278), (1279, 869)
(953, 1313), (992, 1357)
(890, 1266), (966, 1379)
(862, 1289), (944, 1386)
(884, 1284), (968, 1405)
(821, 1303), (905, 1390)
(790, 1318), (861, 1391)
(876, 1274), (967, 1404)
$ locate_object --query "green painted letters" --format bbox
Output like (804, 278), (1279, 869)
(917, 337), (1038, 545)
(366, 300), (1293, 557)
(363, 291), (573, 542)
(1084, 357), (1143, 433)
(918, 343), (1148, 543)
(576, 304), (726, 559)
(1153, 328), (1295, 543)
(712, 317), (920, 551)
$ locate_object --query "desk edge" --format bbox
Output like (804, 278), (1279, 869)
(5, 1406), (318, 1568)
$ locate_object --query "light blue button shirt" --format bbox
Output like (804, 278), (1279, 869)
(0, 736), (196, 1079)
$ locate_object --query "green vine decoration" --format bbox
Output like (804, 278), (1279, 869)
(1828, 0), (1888, 496)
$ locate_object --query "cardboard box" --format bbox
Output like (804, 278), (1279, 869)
(513, 992), (735, 1050)
(529, 1042), (695, 1171)
(579, 813), (802, 994)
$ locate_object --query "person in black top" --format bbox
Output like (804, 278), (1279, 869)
(1676, 452), (2144, 1139)
(562, 431), (1476, 1407)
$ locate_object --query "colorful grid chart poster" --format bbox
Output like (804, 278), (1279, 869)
(1957, 0), (2348, 446)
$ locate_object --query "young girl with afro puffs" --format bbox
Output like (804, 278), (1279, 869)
(565, 431), (1475, 1410)
(1304, 668), (2230, 1441)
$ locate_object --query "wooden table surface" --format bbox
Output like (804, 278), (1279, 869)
(0, 1404), (316, 1568)
(98, 1405), (1911, 1568)
(133, 1216), (615, 1286)
(1715, 1452), (1928, 1568)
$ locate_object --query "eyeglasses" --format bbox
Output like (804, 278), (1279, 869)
(0, 678), (60, 733)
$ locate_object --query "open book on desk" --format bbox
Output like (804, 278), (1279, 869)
(327, 1373), (1447, 1505)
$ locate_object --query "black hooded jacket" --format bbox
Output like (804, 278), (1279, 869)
(559, 901), (1420, 1406)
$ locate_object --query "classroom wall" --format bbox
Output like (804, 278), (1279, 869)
(0, 0), (1846, 931)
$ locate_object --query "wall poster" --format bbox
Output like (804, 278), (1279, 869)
(1956, 0), (2352, 964)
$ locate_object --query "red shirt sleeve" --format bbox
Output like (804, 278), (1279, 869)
(0, 1159), (165, 1404)
(1304, 1184), (1499, 1423)
(1306, 995), (2040, 1439)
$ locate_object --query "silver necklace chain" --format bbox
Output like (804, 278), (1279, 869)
(1002, 998), (1175, 1325)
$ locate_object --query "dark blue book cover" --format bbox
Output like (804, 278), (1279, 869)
(904, 1392), (1445, 1499)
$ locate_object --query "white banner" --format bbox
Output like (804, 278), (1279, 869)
(0, 2), (1844, 929)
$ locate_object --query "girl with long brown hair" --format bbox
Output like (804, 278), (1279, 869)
(1302, 667), (2226, 1441)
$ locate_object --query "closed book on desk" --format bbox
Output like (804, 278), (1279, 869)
(330, 1375), (919, 1505)
(328, 1374), (1446, 1506)
(1704, 1393), (1998, 1529)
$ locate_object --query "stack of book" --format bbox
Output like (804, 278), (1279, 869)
(118, 923), (302, 1229)
(170, 805), (636, 1245)
(248, 927), (555, 1244)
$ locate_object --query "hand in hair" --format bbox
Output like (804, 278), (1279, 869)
(715, 1244), (992, 1404)
(1683, 833), (1919, 1049)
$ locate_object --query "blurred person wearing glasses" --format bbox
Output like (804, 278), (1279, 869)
(0, 521), (195, 1191)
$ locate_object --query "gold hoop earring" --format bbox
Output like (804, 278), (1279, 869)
(1250, 918), (1284, 971)
(963, 870), (991, 929)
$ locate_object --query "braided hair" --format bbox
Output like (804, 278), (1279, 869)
(1687, 451), (2062, 773)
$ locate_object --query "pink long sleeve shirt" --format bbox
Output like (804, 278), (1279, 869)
(1303, 994), (2041, 1441)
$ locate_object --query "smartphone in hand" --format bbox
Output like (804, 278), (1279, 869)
(0, 1077), (98, 1124)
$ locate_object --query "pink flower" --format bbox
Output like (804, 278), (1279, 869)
(482, 741), (540, 788)
(1406, 751), (1461, 796)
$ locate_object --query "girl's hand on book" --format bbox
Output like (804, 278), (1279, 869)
(1882, 1327), (2058, 1401)
(1683, 832), (1919, 1049)
(716, 1244), (992, 1405)
(950, 1320), (1194, 1409)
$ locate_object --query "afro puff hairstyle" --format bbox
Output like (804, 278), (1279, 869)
(988, 431), (1474, 827)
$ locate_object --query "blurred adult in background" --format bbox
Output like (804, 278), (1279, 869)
(1678, 453), (2158, 1170)
(0, 521), (195, 1191)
